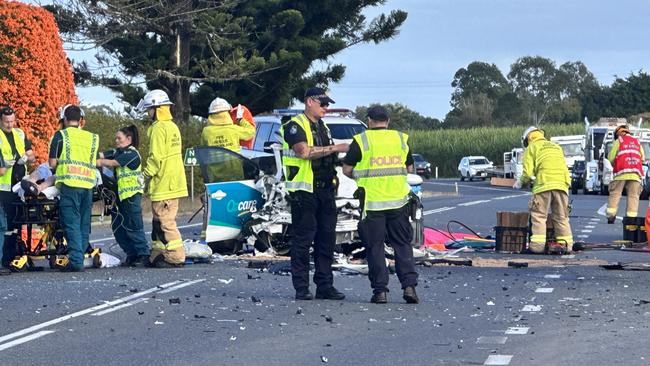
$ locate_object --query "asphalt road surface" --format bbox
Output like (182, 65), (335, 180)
(2, 179), (650, 366)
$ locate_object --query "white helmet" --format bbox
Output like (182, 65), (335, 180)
(522, 125), (543, 147)
(58, 104), (85, 121)
(208, 97), (232, 114)
(136, 89), (173, 112)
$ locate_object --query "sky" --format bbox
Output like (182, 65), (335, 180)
(50, 0), (650, 120)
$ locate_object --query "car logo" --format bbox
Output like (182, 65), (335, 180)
(211, 190), (227, 200)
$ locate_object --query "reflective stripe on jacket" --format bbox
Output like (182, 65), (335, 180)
(0, 128), (25, 191)
(55, 127), (99, 189)
(521, 138), (570, 194)
(116, 146), (144, 201)
(352, 130), (410, 212)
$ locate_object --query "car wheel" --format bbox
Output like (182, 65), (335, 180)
(468, 173), (473, 182)
(425, 173), (431, 180)
(571, 184), (578, 195)
(460, 172), (465, 181)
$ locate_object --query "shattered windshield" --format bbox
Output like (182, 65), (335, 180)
(194, 147), (260, 183)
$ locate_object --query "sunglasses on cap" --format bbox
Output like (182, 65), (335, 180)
(0, 106), (14, 116)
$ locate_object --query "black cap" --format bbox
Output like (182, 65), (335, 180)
(366, 105), (389, 121)
(304, 87), (335, 104)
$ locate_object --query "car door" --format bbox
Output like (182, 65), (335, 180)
(459, 158), (467, 175)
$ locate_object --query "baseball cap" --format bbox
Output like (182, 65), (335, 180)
(304, 87), (335, 104)
(366, 105), (389, 121)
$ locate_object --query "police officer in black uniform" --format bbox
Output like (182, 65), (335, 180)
(282, 87), (349, 300)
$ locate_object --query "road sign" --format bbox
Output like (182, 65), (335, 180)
(184, 148), (197, 166)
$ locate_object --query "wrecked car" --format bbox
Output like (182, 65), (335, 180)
(193, 146), (424, 256)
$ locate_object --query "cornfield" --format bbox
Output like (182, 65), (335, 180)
(408, 124), (585, 177)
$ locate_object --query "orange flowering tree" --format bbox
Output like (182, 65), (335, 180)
(0, 1), (77, 162)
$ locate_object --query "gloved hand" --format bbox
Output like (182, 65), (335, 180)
(5, 159), (15, 168)
(16, 154), (28, 165)
(513, 180), (523, 189)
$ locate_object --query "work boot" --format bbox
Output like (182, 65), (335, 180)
(133, 255), (150, 267)
(122, 256), (137, 267)
(607, 216), (616, 224)
(403, 286), (419, 304)
(370, 292), (387, 304)
(150, 254), (183, 269)
(315, 287), (346, 300)
(295, 288), (313, 301)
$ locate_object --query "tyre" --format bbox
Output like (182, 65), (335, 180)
(571, 184), (578, 195)
(460, 173), (465, 181)
(468, 173), (473, 182)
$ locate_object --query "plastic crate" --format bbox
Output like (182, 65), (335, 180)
(494, 226), (528, 253)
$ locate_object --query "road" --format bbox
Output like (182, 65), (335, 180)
(2, 179), (650, 366)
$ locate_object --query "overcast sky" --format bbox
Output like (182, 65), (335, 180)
(57, 0), (650, 119)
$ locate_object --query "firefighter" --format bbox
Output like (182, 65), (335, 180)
(136, 90), (188, 268)
(606, 125), (644, 224)
(282, 87), (348, 300)
(200, 97), (255, 153)
(0, 106), (35, 274)
(96, 125), (149, 267)
(49, 105), (99, 272)
(342, 106), (419, 304)
(514, 126), (573, 253)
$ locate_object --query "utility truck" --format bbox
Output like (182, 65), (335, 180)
(486, 148), (524, 180)
(550, 135), (585, 169)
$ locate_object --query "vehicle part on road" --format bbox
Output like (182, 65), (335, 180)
(601, 262), (650, 271)
(507, 261), (528, 268)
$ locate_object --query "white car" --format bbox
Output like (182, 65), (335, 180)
(458, 156), (493, 181)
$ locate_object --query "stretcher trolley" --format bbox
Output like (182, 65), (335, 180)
(8, 195), (102, 271)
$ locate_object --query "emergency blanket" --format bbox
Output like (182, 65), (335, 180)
(422, 227), (482, 251)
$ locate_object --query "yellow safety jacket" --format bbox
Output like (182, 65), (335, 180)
(281, 114), (331, 193)
(200, 112), (255, 153)
(522, 138), (570, 194)
(55, 127), (99, 189)
(0, 128), (25, 191)
(143, 107), (188, 201)
(116, 146), (144, 201)
(352, 130), (410, 212)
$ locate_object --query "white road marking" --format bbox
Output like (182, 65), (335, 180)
(477, 336), (508, 344)
(577, 235), (589, 238)
(581, 229), (592, 233)
(492, 193), (530, 200)
(91, 298), (149, 316)
(90, 223), (202, 243)
(535, 288), (554, 293)
(484, 355), (513, 365)
(423, 206), (455, 215)
(521, 305), (542, 312)
(544, 274), (561, 279)
(585, 225), (595, 229)
(157, 279), (206, 294)
(424, 181), (517, 193)
(0, 331), (55, 352)
(505, 327), (529, 335)
(597, 203), (622, 220)
(0, 279), (193, 345)
(458, 200), (491, 206)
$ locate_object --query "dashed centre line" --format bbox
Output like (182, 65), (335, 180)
(484, 354), (513, 365)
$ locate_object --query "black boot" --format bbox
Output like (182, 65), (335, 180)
(295, 288), (313, 301)
(403, 286), (419, 304)
(315, 287), (345, 300)
(370, 292), (387, 304)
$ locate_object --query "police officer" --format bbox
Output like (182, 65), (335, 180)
(514, 126), (573, 253)
(282, 87), (348, 301)
(342, 106), (419, 304)
(137, 90), (188, 268)
(49, 105), (99, 272)
(0, 106), (34, 274)
(606, 124), (644, 224)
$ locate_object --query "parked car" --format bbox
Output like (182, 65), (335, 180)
(412, 153), (432, 179)
(570, 160), (586, 194)
(252, 109), (366, 157)
(458, 156), (493, 181)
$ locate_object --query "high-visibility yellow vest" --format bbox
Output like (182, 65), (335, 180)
(352, 129), (410, 212)
(281, 113), (331, 193)
(116, 146), (144, 200)
(0, 128), (25, 191)
(55, 128), (99, 189)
